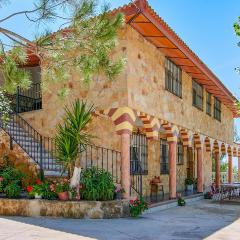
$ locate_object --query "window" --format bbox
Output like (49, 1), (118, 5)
(214, 97), (221, 121)
(130, 133), (148, 174)
(177, 142), (184, 165)
(206, 92), (212, 116)
(165, 58), (182, 97)
(160, 139), (169, 174)
(192, 79), (203, 110)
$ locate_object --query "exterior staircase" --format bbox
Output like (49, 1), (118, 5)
(0, 113), (63, 177)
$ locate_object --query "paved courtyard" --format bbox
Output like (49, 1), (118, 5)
(0, 199), (239, 240)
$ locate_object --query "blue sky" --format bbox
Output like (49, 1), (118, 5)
(1, 1), (239, 165)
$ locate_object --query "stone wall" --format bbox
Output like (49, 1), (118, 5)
(0, 199), (129, 219)
(125, 26), (234, 144)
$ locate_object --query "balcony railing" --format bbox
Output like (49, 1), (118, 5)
(6, 82), (42, 113)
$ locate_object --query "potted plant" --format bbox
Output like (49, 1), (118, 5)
(185, 178), (194, 192)
(114, 184), (125, 200)
(204, 191), (213, 199)
(55, 179), (70, 201)
(177, 197), (186, 206)
(129, 197), (148, 217)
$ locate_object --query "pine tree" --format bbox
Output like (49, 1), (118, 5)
(0, 0), (125, 118)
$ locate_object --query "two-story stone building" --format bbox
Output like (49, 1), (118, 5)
(1, 0), (240, 200)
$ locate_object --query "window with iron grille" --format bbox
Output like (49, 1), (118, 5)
(177, 142), (184, 165)
(214, 97), (221, 121)
(165, 58), (182, 97)
(160, 139), (169, 174)
(206, 91), (212, 116)
(192, 79), (203, 110)
(130, 133), (148, 175)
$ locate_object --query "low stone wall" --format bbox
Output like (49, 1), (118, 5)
(0, 199), (130, 219)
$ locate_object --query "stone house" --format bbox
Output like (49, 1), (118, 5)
(1, 0), (240, 200)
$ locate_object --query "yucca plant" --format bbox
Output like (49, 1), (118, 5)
(55, 100), (94, 177)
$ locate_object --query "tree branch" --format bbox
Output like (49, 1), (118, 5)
(0, 27), (35, 46)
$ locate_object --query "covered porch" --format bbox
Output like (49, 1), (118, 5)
(95, 106), (240, 202)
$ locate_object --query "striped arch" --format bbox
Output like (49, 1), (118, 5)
(193, 133), (202, 149)
(188, 131), (194, 147)
(220, 143), (227, 155)
(161, 122), (178, 142)
(227, 145), (232, 156)
(179, 128), (189, 147)
(213, 140), (220, 154)
(106, 107), (136, 135)
(136, 111), (160, 140)
(204, 137), (211, 152)
(233, 146), (237, 157)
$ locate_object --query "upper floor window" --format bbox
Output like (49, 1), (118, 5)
(192, 79), (203, 110)
(165, 58), (182, 98)
(160, 139), (169, 174)
(214, 97), (221, 121)
(206, 91), (212, 116)
(177, 142), (184, 165)
(130, 133), (148, 175)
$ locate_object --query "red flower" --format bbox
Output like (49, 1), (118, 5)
(0, 177), (3, 182)
(130, 200), (134, 204)
(36, 179), (41, 185)
(27, 186), (33, 193)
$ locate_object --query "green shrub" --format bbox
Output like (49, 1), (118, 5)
(0, 166), (25, 188)
(80, 167), (115, 201)
(5, 182), (21, 198)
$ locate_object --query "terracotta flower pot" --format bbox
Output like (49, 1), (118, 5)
(58, 191), (69, 201)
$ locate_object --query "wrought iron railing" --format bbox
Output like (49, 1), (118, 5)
(6, 82), (42, 113)
(0, 112), (121, 181)
(79, 144), (121, 183)
(0, 113), (62, 178)
(130, 159), (143, 196)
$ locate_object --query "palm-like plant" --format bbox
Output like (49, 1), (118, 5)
(55, 100), (94, 176)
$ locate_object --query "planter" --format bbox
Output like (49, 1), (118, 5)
(58, 191), (69, 201)
(186, 184), (193, 192)
(34, 194), (42, 199)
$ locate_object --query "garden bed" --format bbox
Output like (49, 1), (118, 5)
(0, 198), (129, 219)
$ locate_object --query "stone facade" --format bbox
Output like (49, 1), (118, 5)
(0, 20), (236, 198)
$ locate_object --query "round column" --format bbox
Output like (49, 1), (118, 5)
(215, 152), (220, 188)
(169, 141), (177, 199)
(197, 148), (203, 193)
(228, 154), (233, 183)
(121, 133), (131, 199)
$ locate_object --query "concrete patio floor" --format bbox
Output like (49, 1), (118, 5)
(0, 199), (239, 240)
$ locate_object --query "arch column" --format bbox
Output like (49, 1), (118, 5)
(106, 107), (137, 199)
(215, 151), (220, 188)
(228, 151), (233, 184)
(194, 134), (203, 193)
(196, 147), (203, 193)
(169, 140), (177, 199)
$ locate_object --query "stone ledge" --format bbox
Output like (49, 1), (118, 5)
(0, 199), (130, 219)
